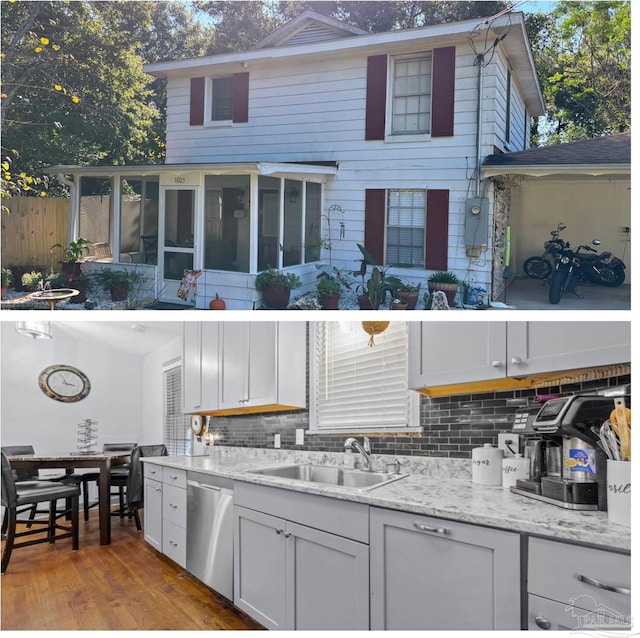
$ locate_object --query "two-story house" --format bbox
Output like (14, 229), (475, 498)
(48, 9), (544, 309)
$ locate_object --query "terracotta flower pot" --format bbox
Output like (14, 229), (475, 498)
(391, 302), (408, 310)
(1, 285), (8, 300)
(399, 293), (419, 310)
(262, 285), (291, 309)
(319, 293), (340, 310)
(357, 295), (380, 310)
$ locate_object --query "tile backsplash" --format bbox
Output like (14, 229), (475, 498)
(207, 374), (629, 459)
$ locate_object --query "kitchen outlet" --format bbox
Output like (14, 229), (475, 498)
(274, 433), (281, 449)
(498, 433), (519, 456)
(296, 428), (304, 445)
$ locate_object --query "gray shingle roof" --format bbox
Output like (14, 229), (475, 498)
(483, 133), (630, 168)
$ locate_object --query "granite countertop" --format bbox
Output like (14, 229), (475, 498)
(142, 448), (631, 552)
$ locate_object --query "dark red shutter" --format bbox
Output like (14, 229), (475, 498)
(425, 189), (449, 270)
(431, 47), (455, 137)
(233, 72), (249, 123)
(189, 77), (205, 126)
(365, 55), (387, 141)
(364, 189), (386, 264)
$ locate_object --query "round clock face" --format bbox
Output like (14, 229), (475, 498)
(190, 414), (206, 437)
(39, 365), (91, 403)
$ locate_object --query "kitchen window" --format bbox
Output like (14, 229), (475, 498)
(391, 53), (432, 135)
(163, 361), (191, 455)
(387, 189), (426, 267)
(309, 322), (421, 433)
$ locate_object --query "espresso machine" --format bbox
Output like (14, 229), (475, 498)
(509, 394), (619, 511)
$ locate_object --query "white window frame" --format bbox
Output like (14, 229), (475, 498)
(386, 189), (426, 268)
(387, 51), (433, 141)
(204, 75), (233, 127)
(163, 359), (192, 455)
(309, 321), (422, 434)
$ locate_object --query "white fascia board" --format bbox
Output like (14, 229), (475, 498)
(482, 164), (631, 178)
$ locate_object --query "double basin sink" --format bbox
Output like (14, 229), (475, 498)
(250, 463), (407, 491)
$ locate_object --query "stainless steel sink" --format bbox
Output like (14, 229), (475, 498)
(250, 464), (407, 491)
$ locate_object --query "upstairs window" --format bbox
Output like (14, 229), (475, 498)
(391, 53), (432, 135)
(211, 76), (233, 121)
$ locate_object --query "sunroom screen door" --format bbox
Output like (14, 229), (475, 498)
(160, 188), (196, 303)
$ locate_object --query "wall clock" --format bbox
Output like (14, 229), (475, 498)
(38, 364), (91, 403)
(190, 414), (206, 437)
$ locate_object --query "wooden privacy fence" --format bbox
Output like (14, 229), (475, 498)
(1, 197), (68, 269)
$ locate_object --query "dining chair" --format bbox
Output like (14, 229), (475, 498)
(1, 445), (82, 528)
(81, 443), (136, 522)
(126, 444), (168, 531)
(1, 451), (80, 573)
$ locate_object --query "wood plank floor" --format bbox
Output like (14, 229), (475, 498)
(1, 512), (264, 630)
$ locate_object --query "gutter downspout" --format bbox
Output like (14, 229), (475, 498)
(57, 173), (78, 245)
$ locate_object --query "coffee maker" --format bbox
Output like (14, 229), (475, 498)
(509, 395), (617, 511)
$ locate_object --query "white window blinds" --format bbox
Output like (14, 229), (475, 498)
(163, 362), (191, 455)
(310, 322), (420, 433)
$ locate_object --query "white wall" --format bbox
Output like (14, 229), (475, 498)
(0, 323), (180, 456)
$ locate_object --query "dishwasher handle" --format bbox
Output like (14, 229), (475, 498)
(187, 480), (233, 497)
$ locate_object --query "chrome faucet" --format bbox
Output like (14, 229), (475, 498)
(344, 437), (372, 471)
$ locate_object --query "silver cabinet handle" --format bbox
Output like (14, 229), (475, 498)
(511, 356), (522, 365)
(413, 522), (449, 535)
(284, 532), (291, 538)
(169, 540), (178, 547)
(275, 528), (283, 535)
(169, 503), (178, 509)
(577, 573), (631, 595)
(155, 487), (161, 492)
(491, 360), (503, 368)
(193, 404), (201, 409)
(535, 616), (551, 630)
(169, 475), (179, 480)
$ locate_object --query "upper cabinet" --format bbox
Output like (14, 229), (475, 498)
(409, 321), (630, 392)
(183, 322), (307, 416)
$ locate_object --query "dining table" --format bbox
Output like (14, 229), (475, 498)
(6, 451), (131, 545)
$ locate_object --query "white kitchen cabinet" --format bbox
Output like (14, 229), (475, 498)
(218, 322), (306, 413)
(142, 463), (187, 568)
(527, 537), (631, 630)
(182, 322), (219, 413)
(233, 482), (369, 630)
(370, 507), (521, 630)
(409, 321), (630, 389)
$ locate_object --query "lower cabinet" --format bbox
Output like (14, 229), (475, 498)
(142, 463), (187, 568)
(370, 507), (521, 630)
(233, 483), (369, 631)
(527, 537), (631, 631)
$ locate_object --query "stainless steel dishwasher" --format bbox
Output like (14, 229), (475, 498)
(186, 472), (234, 600)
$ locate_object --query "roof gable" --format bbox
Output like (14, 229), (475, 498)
(257, 10), (367, 48)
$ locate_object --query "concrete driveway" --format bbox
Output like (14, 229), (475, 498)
(500, 277), (630, 310)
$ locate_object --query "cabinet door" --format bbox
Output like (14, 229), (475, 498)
(408, 322), (507, 388)
(143, 478), (163, 552)
(246, 322), (276, 407)
(234, 505), (287, 630)
(507, 322), (630, 377)
(182, 323), (202, 412)
(286, 521), (369, 630)
(219, 323), (249, 410)
(370, 507), (520, 630)
(199, 321), (219, 411)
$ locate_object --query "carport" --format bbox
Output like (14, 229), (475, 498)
(483, 133), (631, 295)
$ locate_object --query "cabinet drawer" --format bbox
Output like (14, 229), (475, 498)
(162, 466), (187, 489)
(163, 519), (186, 567)
(528, 594), (631, 631)
(162, 483), (187, 528)
(528, 538), (630, 617)
(144, 463), (162, 481)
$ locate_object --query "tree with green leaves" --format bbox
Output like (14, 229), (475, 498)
(526, 1), (630, 144)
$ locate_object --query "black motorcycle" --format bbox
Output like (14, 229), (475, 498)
(548, 240), (626, 304)
(523, 223), (567, 279)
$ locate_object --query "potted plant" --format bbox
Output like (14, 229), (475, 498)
(396, 282), (422, 310)
(390, 297), (408, 310)
(316, 274), (341, 310)
(94, 268), (143, 302)
(1, 267), (12, 299)
(21, 270), (45, 292)
(255, 267), (302, 309)
(10, 260), (46, 292)
(50, 238), (91, 278)
(353, 244), (403, 310)
(427, 271), (460, 306)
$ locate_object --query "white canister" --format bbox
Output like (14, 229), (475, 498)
(606, 460), (630, 527)
(502, 454), (529, 488)
(472, 443), (504, 486)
